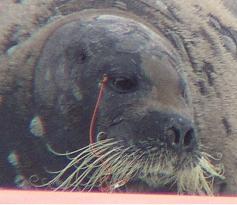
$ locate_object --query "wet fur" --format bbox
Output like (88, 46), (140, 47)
(0, 0), (237, 194)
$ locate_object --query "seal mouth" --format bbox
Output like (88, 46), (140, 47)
(115, 178), (175, 193)
(31, 138), (224, 195)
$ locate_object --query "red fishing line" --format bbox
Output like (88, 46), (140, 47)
(89, 74), (109, 144)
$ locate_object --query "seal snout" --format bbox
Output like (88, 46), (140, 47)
(137, 111), (198, 153)
(165, 118), (197, 152)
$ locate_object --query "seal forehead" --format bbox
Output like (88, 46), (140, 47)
(96, 14), (159, 40)
(91, 15), (182, 83)
(93, 14), (177, 54)
(50, 14), (177, 56)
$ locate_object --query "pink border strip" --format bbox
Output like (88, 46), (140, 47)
(0, 190), (237, 204)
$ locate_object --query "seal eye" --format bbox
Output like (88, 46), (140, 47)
(111, 77), (137, 93)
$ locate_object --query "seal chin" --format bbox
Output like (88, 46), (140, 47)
(115, 159), (199, 193)
(117, 179), (174, 193)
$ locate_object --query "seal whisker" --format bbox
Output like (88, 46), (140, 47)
(32, 139), (118, 189)
(81, 158), (120, 191)
(44, 147), (100, 176)
(201, 152), (223, 161)
(109, 151), (141, 186)
(110, 149), (145, 184)
(81, 146), (142, 190)
(44, 151), (94, 175)
(173, 151), (225, 195)
(42, 153), (96, 190)
(72, 156), (119, 190)
(56, 146), (123, 191)
(71, 144), (120, 170)
(81, 166), (106, 191)
(44, 141), (116, 176)
(82, 146), (136, 190)
(47, 139), (115, 157)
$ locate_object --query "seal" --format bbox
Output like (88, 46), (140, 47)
(34, 13), (202, 192)
(8, 11), (223, 194)
(2, 0), (237, 194)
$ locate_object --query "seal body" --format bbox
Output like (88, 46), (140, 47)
(0, 0), (236, 194)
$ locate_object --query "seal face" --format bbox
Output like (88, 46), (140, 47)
(1, 0), (235, 195)
(32, 14), (204, 192)
(36, 14), (194, 150)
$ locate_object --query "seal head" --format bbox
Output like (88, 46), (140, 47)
(33, 13), (220, 193)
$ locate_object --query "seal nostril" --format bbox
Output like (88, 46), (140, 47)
(167, 127), (180, 145)
(174, 129), (180, 145)
(184, 129), (194, 147)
